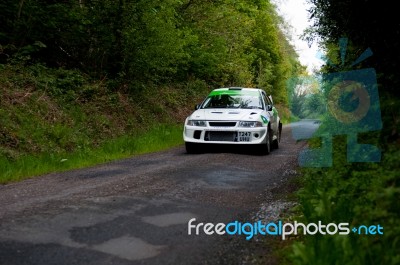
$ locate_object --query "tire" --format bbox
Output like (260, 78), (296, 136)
(185, 142), (201, 154)
(257, 129), (271, 155)
(272, 137), (279, 149)
(272, 122), (282, 150)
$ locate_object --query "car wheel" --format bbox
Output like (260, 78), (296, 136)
(257, 129), (271, 155)
(185, 142), (201, 154)
(272, 137), (279, 149)
(272, 122), (282, 149)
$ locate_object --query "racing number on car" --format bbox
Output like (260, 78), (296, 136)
(238, 132), (251, 142)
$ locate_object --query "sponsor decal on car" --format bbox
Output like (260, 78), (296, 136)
(261, 115), (268, 124)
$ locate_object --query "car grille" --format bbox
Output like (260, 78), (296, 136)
(208, 122), (237, 127)
(205, 131), (236, 142)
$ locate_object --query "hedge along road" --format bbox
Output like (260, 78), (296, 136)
(0, 121), (318, 265)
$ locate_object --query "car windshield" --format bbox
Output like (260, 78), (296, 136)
(201, 92), (263, 109)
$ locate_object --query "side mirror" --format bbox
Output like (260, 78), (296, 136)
(195, 104), (200, 110)
(267, 105), (273, 111)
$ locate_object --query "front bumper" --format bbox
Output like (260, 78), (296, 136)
(183, 123), (268, 144)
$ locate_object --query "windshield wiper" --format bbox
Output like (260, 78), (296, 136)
(240, 106), (262, 109)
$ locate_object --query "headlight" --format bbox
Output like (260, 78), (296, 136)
(238, 121), (263, 127)
(187, 120), (207, 126)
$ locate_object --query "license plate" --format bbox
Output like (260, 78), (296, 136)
(238, 131), (251, 142)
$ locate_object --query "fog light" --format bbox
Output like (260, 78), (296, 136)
(254, 133), (259, 138)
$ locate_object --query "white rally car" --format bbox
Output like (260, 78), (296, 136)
(183, 87), (282, 154)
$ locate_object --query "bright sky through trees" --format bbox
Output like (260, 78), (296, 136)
(273, 0), (324, 74)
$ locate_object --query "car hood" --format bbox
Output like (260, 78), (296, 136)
(189, 109), (263, 121)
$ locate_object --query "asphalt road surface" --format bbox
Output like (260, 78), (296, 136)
(0, 121), (319, 265)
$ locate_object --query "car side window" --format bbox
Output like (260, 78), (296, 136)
(262, 93), (272, 111)
(266, 95), (273, 106)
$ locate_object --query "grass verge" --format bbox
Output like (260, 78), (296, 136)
(0, 124), (183, 184)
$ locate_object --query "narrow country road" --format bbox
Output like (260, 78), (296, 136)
(0, 121), (318, 265)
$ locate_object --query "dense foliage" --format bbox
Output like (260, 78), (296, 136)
(305, 0), (399, 142)
(0, 0), (302, 102)
(289, 1), (400, 264)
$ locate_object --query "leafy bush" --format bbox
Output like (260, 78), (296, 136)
(289, 134), (400, 265)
